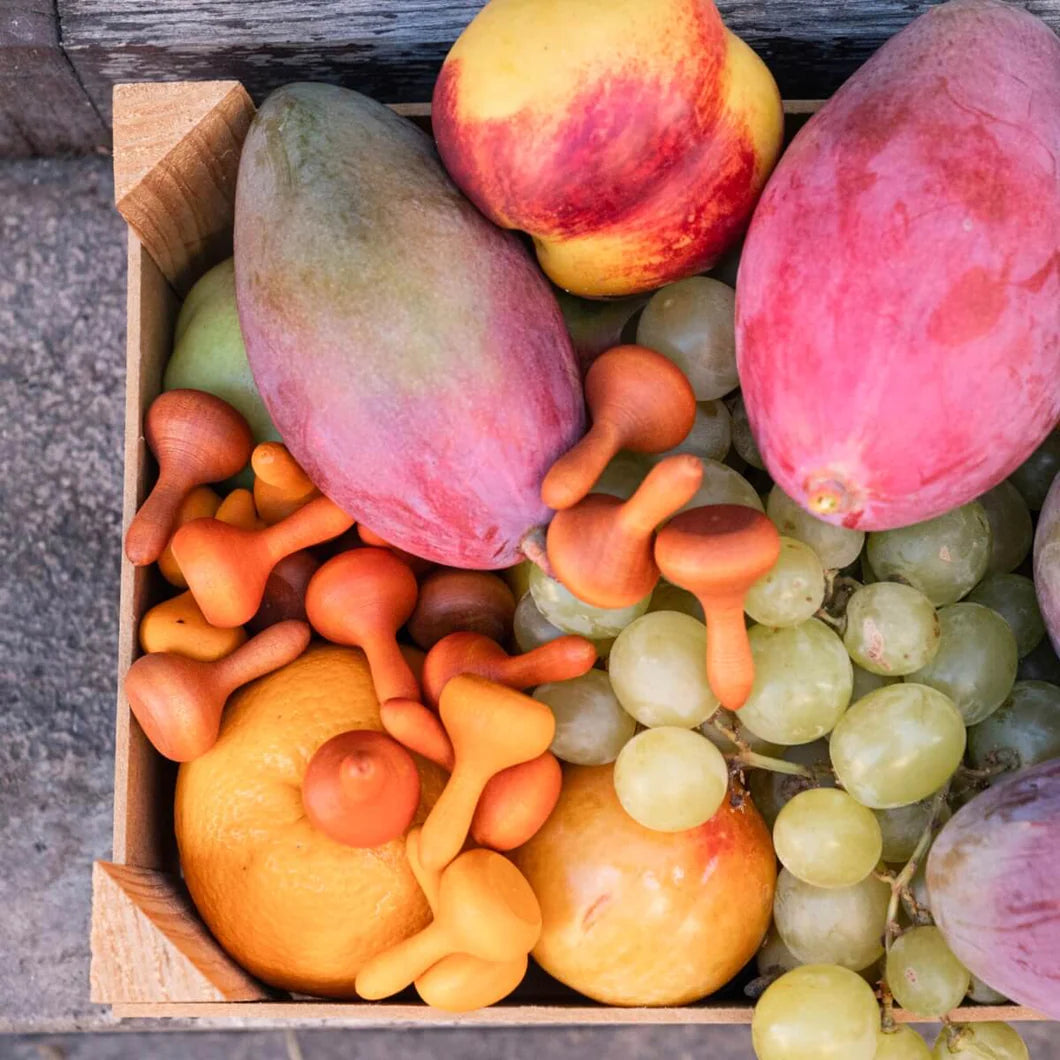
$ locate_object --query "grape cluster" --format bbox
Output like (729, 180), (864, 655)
(539, 279), (1049, 1057)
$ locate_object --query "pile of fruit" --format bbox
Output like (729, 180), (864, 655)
(121, 0), (1060, 1054)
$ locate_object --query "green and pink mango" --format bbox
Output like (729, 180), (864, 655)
(234, 84), (584, 568)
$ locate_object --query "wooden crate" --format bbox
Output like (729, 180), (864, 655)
(89, 79), (1047, 1026)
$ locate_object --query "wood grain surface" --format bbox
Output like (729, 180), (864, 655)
(8, 0), (1060, 156)
(0, 0), (107, 155)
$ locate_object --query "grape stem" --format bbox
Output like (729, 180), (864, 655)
(884, 784), (950, 954)
(878, 977), (896, 1033)
(735, 750), (814, 778)
(705, 717), (815, 778)
(956, 761), (1009, 781)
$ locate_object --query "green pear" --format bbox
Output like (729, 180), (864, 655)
(165, 257), (280, 448)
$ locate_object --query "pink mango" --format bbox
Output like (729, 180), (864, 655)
(234, 84), (584, 568)
(736, 0), (1060, 530)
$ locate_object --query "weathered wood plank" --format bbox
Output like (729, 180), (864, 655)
(59, 0), (1060, 127)
(0, 0), (107, 155)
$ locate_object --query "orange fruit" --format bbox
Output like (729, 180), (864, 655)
(175, 643), (447, 998)
(512, 764), (775, 1006)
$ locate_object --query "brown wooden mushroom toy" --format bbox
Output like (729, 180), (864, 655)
(546, 453), (704, 608)
(125, 390), (254, 566)
(172, 496), (355, 629)
(305, 547), (421, 704)
(654, 504), (780, 711)
(407, 570), (516, 651)
(421, 631), (597, 709)
(301, 730), (421, 849)
(124, 619), (311, 762)
(540, 345), (697, 511)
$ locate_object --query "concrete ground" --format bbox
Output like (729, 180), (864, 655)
(0, 157), (1056, 1059)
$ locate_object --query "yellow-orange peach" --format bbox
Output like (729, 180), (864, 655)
(432, 0), (783, 297)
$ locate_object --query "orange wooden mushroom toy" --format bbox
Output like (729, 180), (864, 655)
(354, 847), (541, 1000)
(305, 548), (421, 704)
(654, 505), (780, 711)
(124, 619), (311, 762)
(301, 730), (421, 848)
(251, 442), (321, 524)
(125, 390), (254, 566)
(418, 675), (556, 870)
(405, 828), (529, 1012)
(380, 699), (563, 853)
(407, 570), (516, 651)
(546, 453), (704, 608)
(540, 345), (696, 511)
(172, 496), (355, 628)
(421, 631), (597, 709)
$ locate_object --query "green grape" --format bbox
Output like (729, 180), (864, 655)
(829, 684), (966, 808)
(752, 964), (881, 1060)
(905, 603), (1017, 725)
(767, 485), (866, 570)
(885, 925), (970, 1017)
(514, 591), (614, 657)
(739, 619), (853, 745)
(612, 726), (728, 832)
(554, 289), (645, 363)
(866, 502), (992, 606)
(529, 564), (650, 639)
(745, 537), (827, 627)
(966, 974), (1009, 1005)
(966, 573), (1045, 658)
(977, 481), (1033, 574)
(513, 591), (565, 652)
(680, 457), (764, 512)
(931, 1022), (1029, 1059)
(773, 788), (883, 889)
(843, 583), (941, 676)
(875, 1026), (933, 1060)
(701, 709), (784, 758)
(533, 671), (635, 765)
(729, 391), (766, 469)
(648, 578), (704, 621)
(652, 400), (731, 463)
(748, 739), (835, 829)
(1007, 429), (1060, 510)
(756, 926), (803, 979)
(635, 276), (737, 400)
(873, 798), (950, 864)
(774, 868), (890, 970)
(609, 611), (719, 727)
(967, 679), (1060, 774)
(591, 450), (652, 500)
(1018, 635), (1060, 683)
(852, 664), (899, 701)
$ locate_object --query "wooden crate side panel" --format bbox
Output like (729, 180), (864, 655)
(90, 862), (270, 1003)
(114, 232), (179, 870)
(105, 1001), (1048, 1025)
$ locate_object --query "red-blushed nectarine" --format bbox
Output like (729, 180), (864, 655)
(432, 0), (783, 297)
(512, 764), (775, 1006)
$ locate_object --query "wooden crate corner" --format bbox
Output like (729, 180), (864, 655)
(112, 80), (255, 294)
(90, 861), (270, 1005)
